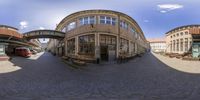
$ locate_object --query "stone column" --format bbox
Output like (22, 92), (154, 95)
(65, 40), (68, 56)
(135, 43), (137, 54)
(128, 40), (131, 56)
(95, 33), (100, 59)
(179, 39), (181, 54)
(75, 36), (79, 56)
(183, 39), (185, 52)
(116, 14), (120, 58)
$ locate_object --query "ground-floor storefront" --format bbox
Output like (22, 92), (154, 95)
(192, 35), (200, 58)
(65, 33), (146, 62)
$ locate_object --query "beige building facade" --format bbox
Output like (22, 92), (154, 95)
(148, 38), (166, 53)
(50, 10), (148, 62)
(166, 25), (200, 54)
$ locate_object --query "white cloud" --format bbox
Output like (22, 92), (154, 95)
(19, 21), (28, 29)
(39, 27), (45, 30)
(157, 4), (184, 13)
(144, 20), (149, 23)
(160, 10), (167, 13)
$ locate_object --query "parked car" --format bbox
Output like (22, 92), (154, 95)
(15, 47), (32, 57)
(30, 49), (37, 55)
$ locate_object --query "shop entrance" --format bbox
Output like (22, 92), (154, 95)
(100, 35), (116, 61)
(100, 45), (108, 61)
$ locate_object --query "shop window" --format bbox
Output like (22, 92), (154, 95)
(67, 38), (75, 54)
(100, 35), (116, 45)
(79, 35), (95, 55)
(120, 38), (129, 53)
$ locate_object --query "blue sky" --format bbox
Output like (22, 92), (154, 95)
(1, 0), (200, 39)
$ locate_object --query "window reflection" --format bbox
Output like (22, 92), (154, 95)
(67, 38), (75, 54)
(79, 35), (95, 55)
(79, 16), (96, 26)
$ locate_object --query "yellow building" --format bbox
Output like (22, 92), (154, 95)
(51, 10), (149, 62)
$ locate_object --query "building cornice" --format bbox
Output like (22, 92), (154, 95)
(165, 24), (200, 35)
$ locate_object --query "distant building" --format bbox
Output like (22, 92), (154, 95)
(148, 38), (166, 53)
(165, 25), (200, 57)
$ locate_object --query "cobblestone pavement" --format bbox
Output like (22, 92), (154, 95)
(1, 52), (200, 100)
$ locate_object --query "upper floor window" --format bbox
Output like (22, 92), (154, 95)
(120, 21), (128, 30)
(176, 33), (179, 37)
(67, 22), (76, 31)
(79, 16), (95, 26)
(100, 16), (116, 26)
(135, 32), (138, 39)
(61, 27), (66, 32)
(130, 27), (135, 33)
(180, 32), (183, 36)
(131, 27), (137, 37)
(185, 31), (188, 35)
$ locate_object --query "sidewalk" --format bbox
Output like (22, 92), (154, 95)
(152, 52), (200, 74)
(0, 61), (21, 74)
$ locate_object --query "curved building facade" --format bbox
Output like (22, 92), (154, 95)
(55, 10), (148, 61)
(166, 25), (200, 57)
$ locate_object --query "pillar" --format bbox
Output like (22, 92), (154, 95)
(65, 40), (68, 56)
(75, 36), (79, 56)
(128, 40), (131, 56)
(95, 33), (100, 59)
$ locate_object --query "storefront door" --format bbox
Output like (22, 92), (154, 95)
(100, 45), (108, 61)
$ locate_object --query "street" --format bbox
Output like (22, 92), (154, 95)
(0, 52), (200, 100)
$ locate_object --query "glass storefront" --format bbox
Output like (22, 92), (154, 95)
(100, 35), (116, 61)
(0, 44), (5, 55)
(192, 43), (200, 58)
(67, 38), (75, 54)
(120, 38), (129, 53)
(78, 34), (95, 55)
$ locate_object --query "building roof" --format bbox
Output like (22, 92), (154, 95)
(165, 24), (200, 34)
(189, 27), (200, 35)
(0, 25), (18, 30)
(56, 9), (146, 41)
(0, 25), (22, 39)
(147, 38), (166, 43)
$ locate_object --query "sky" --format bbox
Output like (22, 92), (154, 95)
(1, 0), (200, 41)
